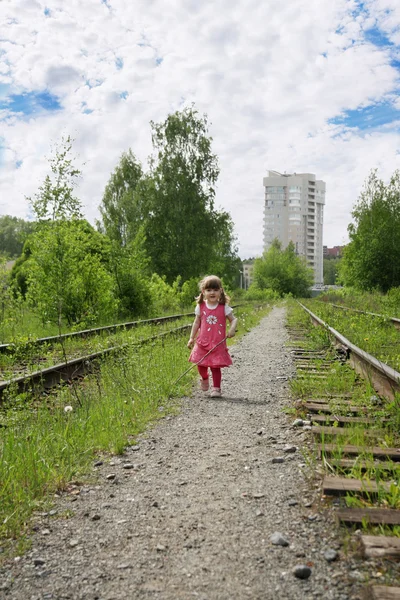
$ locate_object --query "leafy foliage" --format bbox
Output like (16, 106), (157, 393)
(323, 257), (340, 285)
(97, 149), (143, 246)
(26, 221), (116, 326)
(97, 107), (240, 287)
(252, 239), (313, 297)
(0, 216), (34, 258)
(19, 139), (117, 327)
(339, 169), (400, 292)
(28, 135), (83, 221)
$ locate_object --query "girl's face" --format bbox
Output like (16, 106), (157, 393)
(203, 287), (221, 303)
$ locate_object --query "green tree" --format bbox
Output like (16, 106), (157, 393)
(98, 107), (239, 286)
(143, 106), (221, 282)
(98, 149), (143, 246)
(21, 137), (117, 327)
(340, 170), (400, 292)
(26, 221), (116, 326)
(253, 239), (313, 297)
(109, 228), (153, 317)
(0, 216), (34, 258)
(30, 135), (83, 221)
(323, 257), (340, 285)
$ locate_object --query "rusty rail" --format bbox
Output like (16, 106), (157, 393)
(298, 302), (400, 401)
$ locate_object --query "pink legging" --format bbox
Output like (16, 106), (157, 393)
(198, 366), (222, 388)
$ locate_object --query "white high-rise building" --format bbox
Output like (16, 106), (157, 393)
(263, 171), (325, 285)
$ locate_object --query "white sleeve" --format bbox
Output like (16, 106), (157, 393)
(225, 305), (233, 316)
(195, 305), (200, 316)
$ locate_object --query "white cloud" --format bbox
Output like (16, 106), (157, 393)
(0, 0), (400, 257)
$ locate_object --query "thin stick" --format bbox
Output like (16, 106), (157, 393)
(172, 337), (228, 386)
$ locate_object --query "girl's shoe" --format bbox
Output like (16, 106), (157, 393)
(200, 378), (209, 391)
(210, 387), (222, 398)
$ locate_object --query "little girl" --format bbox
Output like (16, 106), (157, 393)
(187, 275), (237, 398)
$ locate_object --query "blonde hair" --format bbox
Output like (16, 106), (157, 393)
(196, 275), (230, 305)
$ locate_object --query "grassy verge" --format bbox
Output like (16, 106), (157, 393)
(0, 302), (272, 556)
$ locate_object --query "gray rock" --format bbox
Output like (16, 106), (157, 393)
(293, 418), (304, 427)
(324, 549), (338, 562)
(271, 457), (285, 464)
(283, 445), (297, 453)
(270, 532), (289, 547)
(293, 565), (312, 579)
(33, 557), (46, 566)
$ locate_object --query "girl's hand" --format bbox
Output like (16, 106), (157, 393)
(187, 338), (195, 348)
(226, 330), (235, 338)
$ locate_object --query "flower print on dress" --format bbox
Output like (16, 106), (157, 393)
(206, 314), (218, 325)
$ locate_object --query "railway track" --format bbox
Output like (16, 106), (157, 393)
(0, 322), (192, 403)
(0, 312), (193, 354)
(288, 302), (400, 599)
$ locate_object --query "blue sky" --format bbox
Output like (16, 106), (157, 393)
(1, 0), (400, 257)
(0, 90), (62, 115)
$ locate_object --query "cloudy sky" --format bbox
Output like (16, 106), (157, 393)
(1, 0), (400, 258)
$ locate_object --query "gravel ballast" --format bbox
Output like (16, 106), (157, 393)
(1, 306), (367, 599)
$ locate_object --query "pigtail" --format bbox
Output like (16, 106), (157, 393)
(219, 288), (230, 305)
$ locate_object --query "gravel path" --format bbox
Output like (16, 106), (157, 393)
(1, 307), (364, 600)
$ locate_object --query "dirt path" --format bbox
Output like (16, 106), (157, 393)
(1, 307), (363, 600)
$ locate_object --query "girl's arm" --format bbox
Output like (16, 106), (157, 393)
(226, 312), (238, 338)
(187, 315), (201, 348)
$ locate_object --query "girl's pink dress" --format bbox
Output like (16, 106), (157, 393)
(189, 302), (232, 368)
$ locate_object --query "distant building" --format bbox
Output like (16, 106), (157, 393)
(242, 260), (254, 289)
(323, 246), (343, 258)
(263, 171), (325, 285)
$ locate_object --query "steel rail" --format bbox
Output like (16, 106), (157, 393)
(298, 302), (400, 401)
(326, 303), (400, 330)
(0, 312), (193, 354)
(0, 324), (191, 403)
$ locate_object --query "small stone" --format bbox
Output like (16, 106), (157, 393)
(91, 514), (101, 521)
(69, 540), (79, 548)
(33, 557), (46, 566)
(94, 461), (103, 467)
(283, 445), (297, 453)
(123, 463), (134, 470)
(253, 493), (265, 499)
(156, 544), (167, 552)
(131, 446), (140, 452)
(49, 510), (58, 516)
(349, 570), (364, 582)
(117, 563), (133, 570)
(270, 532), (289, 547)
(271, 457), (285, 464)
(106, 473), (116, 480)
(293, 565), (312, 579)
(288, 499), (298, 506)
(293, 418), (304, 427)
(324, 549), (338, 562)
(41, 529), (51, 535)
(308, 514), (318, 521)
(151, 501), (159, 508)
